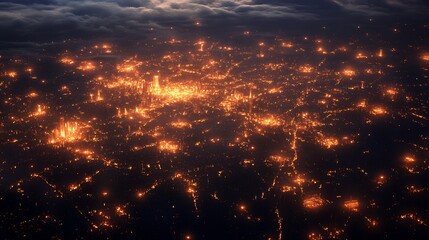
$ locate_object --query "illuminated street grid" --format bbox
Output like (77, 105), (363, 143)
(1, 31), (429, 239)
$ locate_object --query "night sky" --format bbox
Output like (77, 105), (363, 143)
(1, 0), (429, 43)
(1, 1), (429, 240)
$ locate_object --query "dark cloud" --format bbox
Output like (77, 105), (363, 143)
(330, 0), (429, 15)
(0, 0), (427, 43)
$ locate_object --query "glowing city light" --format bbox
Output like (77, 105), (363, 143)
(344, 200), (360, 212)
(49, 118), (84, 144)
(303, 196), (325, 209)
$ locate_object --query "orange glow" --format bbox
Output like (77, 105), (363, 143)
(158, 140), (180, 153)
(7, 71), (17, 78)
(343, 69), (356, 76)
(400, 213), (427, 226)
(281, 185), (294, 192)
(385, 88), (398, 96)
(299, 65), (314, 73)
(376, 175), (386, 185)
(404, 156), (415, 163)
(357, 100), (367, 108)
(69, 184), (78, 191)
(115, 206), (126, 216)
(269, 155), (288, 164)
(254, 115), (282, 127)
(49, 118), (83, 144)
(60, 57), (75, 65)
(239, 204), (246, 211)
(370, 106), (387, 115)
(281, 42), (293, 48)
(33, 104), (46, 117)
(308, 232), (323, 240)
(116, 58), (142, 73)
(303, 196), (325, 209)
(320, 137), (339, 149)
(170, 120), (192, 129)
(344, 199), (359, 211)
(27, 92), (38, 98)
(356, 53), (368, 59)
(90, 90), (103, 102)
(294, 176), (306, 185)
(151, 82), (205, 103)
(77, 61), (96, 71)
(378, 49), (383, 57)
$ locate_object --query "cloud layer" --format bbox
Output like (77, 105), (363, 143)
(0, 0), (427, 42)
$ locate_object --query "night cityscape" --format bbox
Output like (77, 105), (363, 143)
(0, 1), (429, 239)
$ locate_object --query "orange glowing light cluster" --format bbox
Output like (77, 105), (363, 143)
(299, 65), (314, 73)
(407, 185), (426, 193)
(357, 100), (367, 108)
(60, 57), (75, 65)
(320, 137), (339, 149)
(254, 115), (282, 127)
(74, 149), (94, 158)
(421, 54), (429, 61)
(316, 47), (327, 54)
(90, 90), (104, 102)
(7, 71), (17, 78)
(220, 91), (252, 111)
(308, 232), (323, 240)
(158, 140), (180, 153)
(303, 196), (325, 209)
(239, 204), (247, 211)
(170, 120), (192, 129)
(281, 185), (294, 192)
(356, 53), (368, 59)
(269, 155), (288, 164)
(400, 213), (428, 226)
(33, 104), (46, 117)
(404, 156), (415, 163)
(27, 92), (38, 98)
(281, 42), (293, 48)
(385, 88), (398, 96)
(377, 175), (386, 185)
(77, 61), (96, 71)
(49, 118), (83, 144)
(116, 58), (143, 73)
(342, 69), (356, 76)
(294, 176), (306, 185)
(152, 82), (205, 103)
(115, 206), (127, 217)
(370, 106), (387, 115)
(343, 199), (359, 212)
(69, 184), (79, 191)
